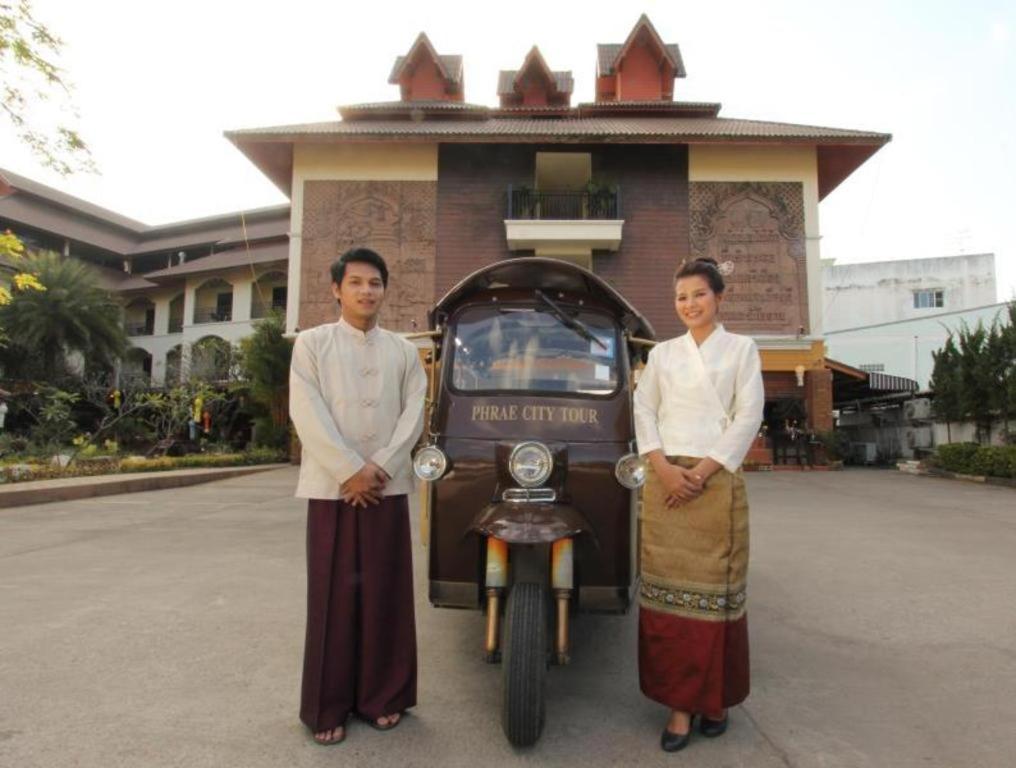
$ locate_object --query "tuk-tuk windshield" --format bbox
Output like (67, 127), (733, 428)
(450, 305), (620, 395)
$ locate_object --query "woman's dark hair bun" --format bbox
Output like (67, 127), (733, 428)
(674, 256), (725, 294)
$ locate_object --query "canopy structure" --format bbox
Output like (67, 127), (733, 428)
(431, 256), (655, 340)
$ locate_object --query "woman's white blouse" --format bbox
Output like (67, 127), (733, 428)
(634, 325), (764, 472)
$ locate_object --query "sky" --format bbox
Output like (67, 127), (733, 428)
(3, 0), (1014, 300)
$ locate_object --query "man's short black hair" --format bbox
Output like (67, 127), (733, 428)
(330, 247), (389, 288)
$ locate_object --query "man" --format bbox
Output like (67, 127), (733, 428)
(289, 247), (427, 746)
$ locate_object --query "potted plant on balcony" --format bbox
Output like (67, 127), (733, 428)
(584, 179), (617, 219)
(512, 184), (539, 219)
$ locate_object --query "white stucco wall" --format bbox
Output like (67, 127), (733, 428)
(124, 264), (284, 385)
(823, 253), (997, 333)
(824, 301), (1010, 389)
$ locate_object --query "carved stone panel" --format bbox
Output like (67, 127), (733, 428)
(689, 182), (808, 336)
(300, 180), (437, 332)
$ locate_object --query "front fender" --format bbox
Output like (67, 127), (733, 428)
(469, 502), (597, 546)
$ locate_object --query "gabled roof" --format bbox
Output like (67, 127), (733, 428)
(226, 115), (890, 200)
(0, 167), (289, 257)
(597, 14), (686, 77)
(497, 47), (573, 96)
(387, 33), (463, 84)
(0, 167), (146, 233)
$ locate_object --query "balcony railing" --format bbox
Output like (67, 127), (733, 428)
(507, 186), (621, 220)
(168, 318), (184, 334)
(194, 308), (232, 324)
(251, 300), (287, 319)
(125, 322), (154, 337)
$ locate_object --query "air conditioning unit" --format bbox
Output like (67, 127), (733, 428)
(903, 398), (932, 421)
(851, 442), (878, 464)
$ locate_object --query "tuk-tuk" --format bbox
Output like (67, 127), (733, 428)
(411, 257), (655, 746)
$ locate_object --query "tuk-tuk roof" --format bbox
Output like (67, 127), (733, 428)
(431, 257), (656, 339)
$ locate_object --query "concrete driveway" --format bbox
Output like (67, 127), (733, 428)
(1, 468), (1014, 767)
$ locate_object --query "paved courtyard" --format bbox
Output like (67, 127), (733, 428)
(1, 467), (1014, 767)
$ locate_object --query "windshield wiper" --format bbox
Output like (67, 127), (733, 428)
(534, 289), (607, 351)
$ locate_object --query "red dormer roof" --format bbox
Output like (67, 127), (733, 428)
(387, 32), (464, 102)
(497, 46), (573, 108)
(596, 14), (685, 103)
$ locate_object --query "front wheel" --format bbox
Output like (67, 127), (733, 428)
(501, 582), (548, 746)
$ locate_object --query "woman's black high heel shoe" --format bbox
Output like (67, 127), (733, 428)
(661, 716), (694, 752)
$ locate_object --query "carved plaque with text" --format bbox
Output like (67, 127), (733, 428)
(689, 182), (808, 336)
(300, 180), (437, 332)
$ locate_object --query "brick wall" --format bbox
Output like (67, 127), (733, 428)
(435, 144), (534, 295)
(436, 144), (690, 339)
(593, 145), (689, 340)
(805, 368), (834, 432)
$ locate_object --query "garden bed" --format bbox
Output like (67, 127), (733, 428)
(0, 448), (287, 485)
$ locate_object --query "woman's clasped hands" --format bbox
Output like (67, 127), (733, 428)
(648, 452), (704, 508)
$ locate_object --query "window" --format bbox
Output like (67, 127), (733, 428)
(271, 285), (287, 310)
(450, 305), (619, 395)
(215, 292), (233, 321)
(860, 363), (885, 373)
(913, 289), (944, 309)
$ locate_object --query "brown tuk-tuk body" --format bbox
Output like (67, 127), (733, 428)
(414, 258), (654, 745)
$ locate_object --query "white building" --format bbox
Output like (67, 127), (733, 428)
(824, 301), (1011, 390)
(823, 253), (997, 333)
(0, 168), (289, 386)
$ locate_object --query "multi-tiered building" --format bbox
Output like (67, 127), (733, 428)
(227, 15), (890, 433)
(2, 15), (892, 433)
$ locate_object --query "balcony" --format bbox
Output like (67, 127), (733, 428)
(251, 300), (287, 319)
(168, 317), (184, 334)
(125, 322), (154, 337)
(507, 187), (621, 220)
(504, 186), (624, 254)
(194, 308), (232, 324)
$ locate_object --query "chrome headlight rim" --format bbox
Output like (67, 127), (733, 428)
(413, 444), (448, 481)
(614, 452), (647, 490)
(508, 440), (553, 488)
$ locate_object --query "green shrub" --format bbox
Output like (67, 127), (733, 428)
(936, 443), (1016, 478)
(251, 415), (289, 450)
(814, 430), (849, 462)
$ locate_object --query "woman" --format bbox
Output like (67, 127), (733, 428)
(633, 257), (764, 753)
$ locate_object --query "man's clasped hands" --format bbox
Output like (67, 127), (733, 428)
(340, 462), (390, 507)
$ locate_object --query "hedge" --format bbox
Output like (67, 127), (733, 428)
(934, 443), (1016, 479)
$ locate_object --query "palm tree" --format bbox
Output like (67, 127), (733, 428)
(0, 250), (127, 380)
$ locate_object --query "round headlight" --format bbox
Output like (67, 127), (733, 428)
(509, 441), (553, 487)
(413, 445), (448, 481)
(615, 453), (647, 489)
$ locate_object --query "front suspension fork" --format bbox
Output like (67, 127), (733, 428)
(482, 536), (574, 665)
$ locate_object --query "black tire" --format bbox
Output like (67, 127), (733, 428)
(501, 582), (548, 746)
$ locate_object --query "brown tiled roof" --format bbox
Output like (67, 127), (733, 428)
(338, 100), (489, 121)
(497, 70), (574, 96)
(227, 116), (889, 143)
(577, 100), (721, 117)
(142, 241), (288, 281)
(1, 167), (289, 256)
(0, 167), (146, 232)
(93, 264), (158, 291)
